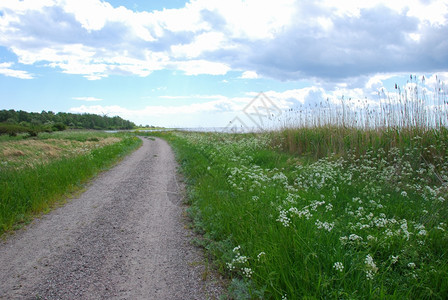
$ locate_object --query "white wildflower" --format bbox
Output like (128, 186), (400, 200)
(333, 262), (344, 272)
(400, 220), (411, 240)
(374, 218), (388, 228)
(277, 210), (291, 227)
(297, 208), (312, 219)
(309, 200), (325, 211)
(339, 236), (348, 244)
(418, 229), (427, 236)
(365, 254), (378, 280)
(349, 234), (363, 242)
(288, 207), (299, 215)
(401, 191), (408, 197)
(234, 255), (248, 264)
(242, 267), (253, 278)
(390, 255), (399, 264)
(367, 235), (377, 241)
(315, 219), (334, 232)
(384, 229), (394, 237)
(226, 262), (235, 271)
(366, 270), (375, 280)
(408, 262), (416, 269)
(352, 197), (361, 203)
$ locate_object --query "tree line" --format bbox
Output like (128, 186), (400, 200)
(0, 109), (136, 131)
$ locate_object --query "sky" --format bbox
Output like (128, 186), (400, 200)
(0, 0), (447, 128)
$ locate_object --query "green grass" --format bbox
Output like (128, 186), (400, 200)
(0, 132), (141, 235)
(147, 130), (448, 299)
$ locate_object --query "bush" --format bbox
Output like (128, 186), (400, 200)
(0, 124), (29, 136)
(52, 122), (67, 131)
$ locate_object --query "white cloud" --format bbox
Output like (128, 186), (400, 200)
(425, 73), (448, 87)
(171, 32), (229, 58)
(67, 74), (447, 128)
(0, 0), (447, 81)
(72, 96), (102, 101)
(175, 60), (230, 75)
(68, 93), (261, 127)
(199, 0), (296, 40)
(365, 73), (396, 90)
(240, 71), (259, 79)
(61, 0), (113, 31)
(0, 0), (296, 79)
(321, 0), (448, 25)
(0, 62), (34, 79)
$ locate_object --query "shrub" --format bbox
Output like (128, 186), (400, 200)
(0, 124), (29, 136)
(52, 122), (67, 131)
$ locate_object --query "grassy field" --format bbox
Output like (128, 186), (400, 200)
(139, 79), (448, 299)
(143, 128), (448, 299)
(0, 131), (142, 235)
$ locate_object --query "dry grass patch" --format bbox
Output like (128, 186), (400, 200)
(0, 137), (122, 170)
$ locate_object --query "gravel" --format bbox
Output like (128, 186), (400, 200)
(0, 137), (224, 299)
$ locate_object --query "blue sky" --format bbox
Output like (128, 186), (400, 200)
(0, 0), (447, 128)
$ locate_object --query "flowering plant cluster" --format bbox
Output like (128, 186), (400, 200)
(172, 131), (448, 299)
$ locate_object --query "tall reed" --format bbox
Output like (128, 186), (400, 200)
(274, 76), (448, 161)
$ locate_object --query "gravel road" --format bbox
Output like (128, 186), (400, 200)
(0, 137), (223, 299)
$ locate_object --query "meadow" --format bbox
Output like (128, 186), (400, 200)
(0, 131), (141, 235)
(152, 130), (447, 299)
(143, 78), (448, 299)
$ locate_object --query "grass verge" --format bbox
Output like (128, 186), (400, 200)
(144, 130), (448, 299)
(0, 132), (141, 235)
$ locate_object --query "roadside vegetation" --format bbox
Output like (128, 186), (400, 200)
(143, 77), (448, 299)
(0, 131), (141, 235)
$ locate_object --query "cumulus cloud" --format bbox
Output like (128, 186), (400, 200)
(240, 71), (259, 79)
(0, 62), (34, 79)
(66, 87), (352, 127)
(68, 95), (250, 127)
(0, 0), (446, 81)
(68, 73), (445, 128)
(240, 4), (447, 81)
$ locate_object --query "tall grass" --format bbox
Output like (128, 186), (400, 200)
(0, 134), (141, 235)
(280, 76), (447, 130)
(275, 76), (448, 161)
(161, 131), (447, 299)
(145, 77), (448, 299)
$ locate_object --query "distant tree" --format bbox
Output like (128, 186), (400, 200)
(0, 109), (136, 130)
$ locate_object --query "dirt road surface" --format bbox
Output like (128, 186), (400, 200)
(0, 137), (223, 299)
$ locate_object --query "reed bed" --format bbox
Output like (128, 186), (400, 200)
(275, 76), (447, 161)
